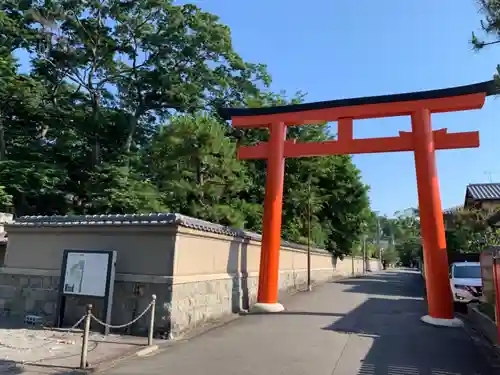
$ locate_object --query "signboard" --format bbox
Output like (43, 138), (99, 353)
(63, 252), (110, 297)
(56, 250), (117, 335)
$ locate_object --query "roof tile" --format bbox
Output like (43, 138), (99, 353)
(8, 213), (323, 252)
(466, 183), (500, 201)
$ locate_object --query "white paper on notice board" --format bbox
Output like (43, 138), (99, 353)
(63, 252), (110, 297)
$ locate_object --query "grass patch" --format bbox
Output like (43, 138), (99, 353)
(478, 302), (496, 322)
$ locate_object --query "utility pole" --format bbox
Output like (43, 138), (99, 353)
(362, 235), (367, 274)
(390, 233), (395, 269)
(484, 170), (500, 182)
(376, 215), (382, 265)
(307, 177), (312, 291)
(351, 246), (355, 276)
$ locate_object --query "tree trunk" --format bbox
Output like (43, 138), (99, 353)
(91, 95), (100, 166)
(124, 107), (144, 155)
(124, 116), (137, 155)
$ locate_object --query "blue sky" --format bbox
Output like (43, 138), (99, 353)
(189, 0), (500, 217)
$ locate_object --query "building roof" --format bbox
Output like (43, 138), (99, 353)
(465, 183), (500, 202)
(8, 213), (322, 252)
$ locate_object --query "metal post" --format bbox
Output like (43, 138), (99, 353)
(148, 295), (157, 346)
(80, 304), (92, 369)
(307, 178), (312, 292)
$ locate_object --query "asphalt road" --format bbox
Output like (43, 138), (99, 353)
(103, 270), (496, 375)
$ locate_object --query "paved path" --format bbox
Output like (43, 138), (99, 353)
(104, 270), (496, 375)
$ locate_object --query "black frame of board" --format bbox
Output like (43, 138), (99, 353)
(55, 249), (116, 335)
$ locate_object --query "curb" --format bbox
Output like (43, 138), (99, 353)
(136, 344), (159, 357)
(70, 344), (163, 374)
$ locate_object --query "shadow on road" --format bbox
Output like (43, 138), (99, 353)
(0, 359), (23, 374)
(333, 270), (425, 298)
(323, 271), (493, 375)
(0, 359), (90, 374)
(241, 311), (345, 317)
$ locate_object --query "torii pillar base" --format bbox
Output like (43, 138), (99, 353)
(250, 302), (285, 314)
(420, 315), (463, 328)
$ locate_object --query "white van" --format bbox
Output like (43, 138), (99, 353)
(449, 262), (483, 303)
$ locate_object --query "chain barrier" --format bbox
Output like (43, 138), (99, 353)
(0, 294), (157, 371)
(80, 295), (157, 369)
(0, 314), (86, 352)
(90, 300), (154, 330)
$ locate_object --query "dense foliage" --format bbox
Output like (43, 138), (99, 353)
(373, 206), (500, 267)
(0, 0), (373, 257)
(365, 209), (422, 267)
(445, 207), (500, 254)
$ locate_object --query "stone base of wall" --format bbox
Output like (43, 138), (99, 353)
(0, 272), (174, 337)
(0, 273), (59, 318)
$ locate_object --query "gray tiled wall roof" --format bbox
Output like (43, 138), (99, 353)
(10, 213), (322, 252)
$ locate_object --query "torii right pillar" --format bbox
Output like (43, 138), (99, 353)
(412, 108), (458, 326)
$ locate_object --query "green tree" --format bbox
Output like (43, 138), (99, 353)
(0, 0), (270, 217)
(382, 246), (398, 267)
(445, 207), (500, 254)
(317, 154), (371, 257)
(471, 0), (500, 82)
(82, 164), (166, 214)
(0, 185), (13, 211)
(376, 208), (421, 267)
(148, 114), (253, 227)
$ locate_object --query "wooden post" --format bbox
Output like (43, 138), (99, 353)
(80, 304), (92, 369)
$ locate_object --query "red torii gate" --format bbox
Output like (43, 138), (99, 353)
(220, 80), (495, 326)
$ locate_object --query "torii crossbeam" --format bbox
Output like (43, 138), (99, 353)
(220, 80), (496, 326)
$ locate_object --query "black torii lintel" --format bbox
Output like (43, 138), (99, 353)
(218, 80), (497, 120)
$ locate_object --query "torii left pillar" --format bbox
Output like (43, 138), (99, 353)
(255, 122), (287, 312)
